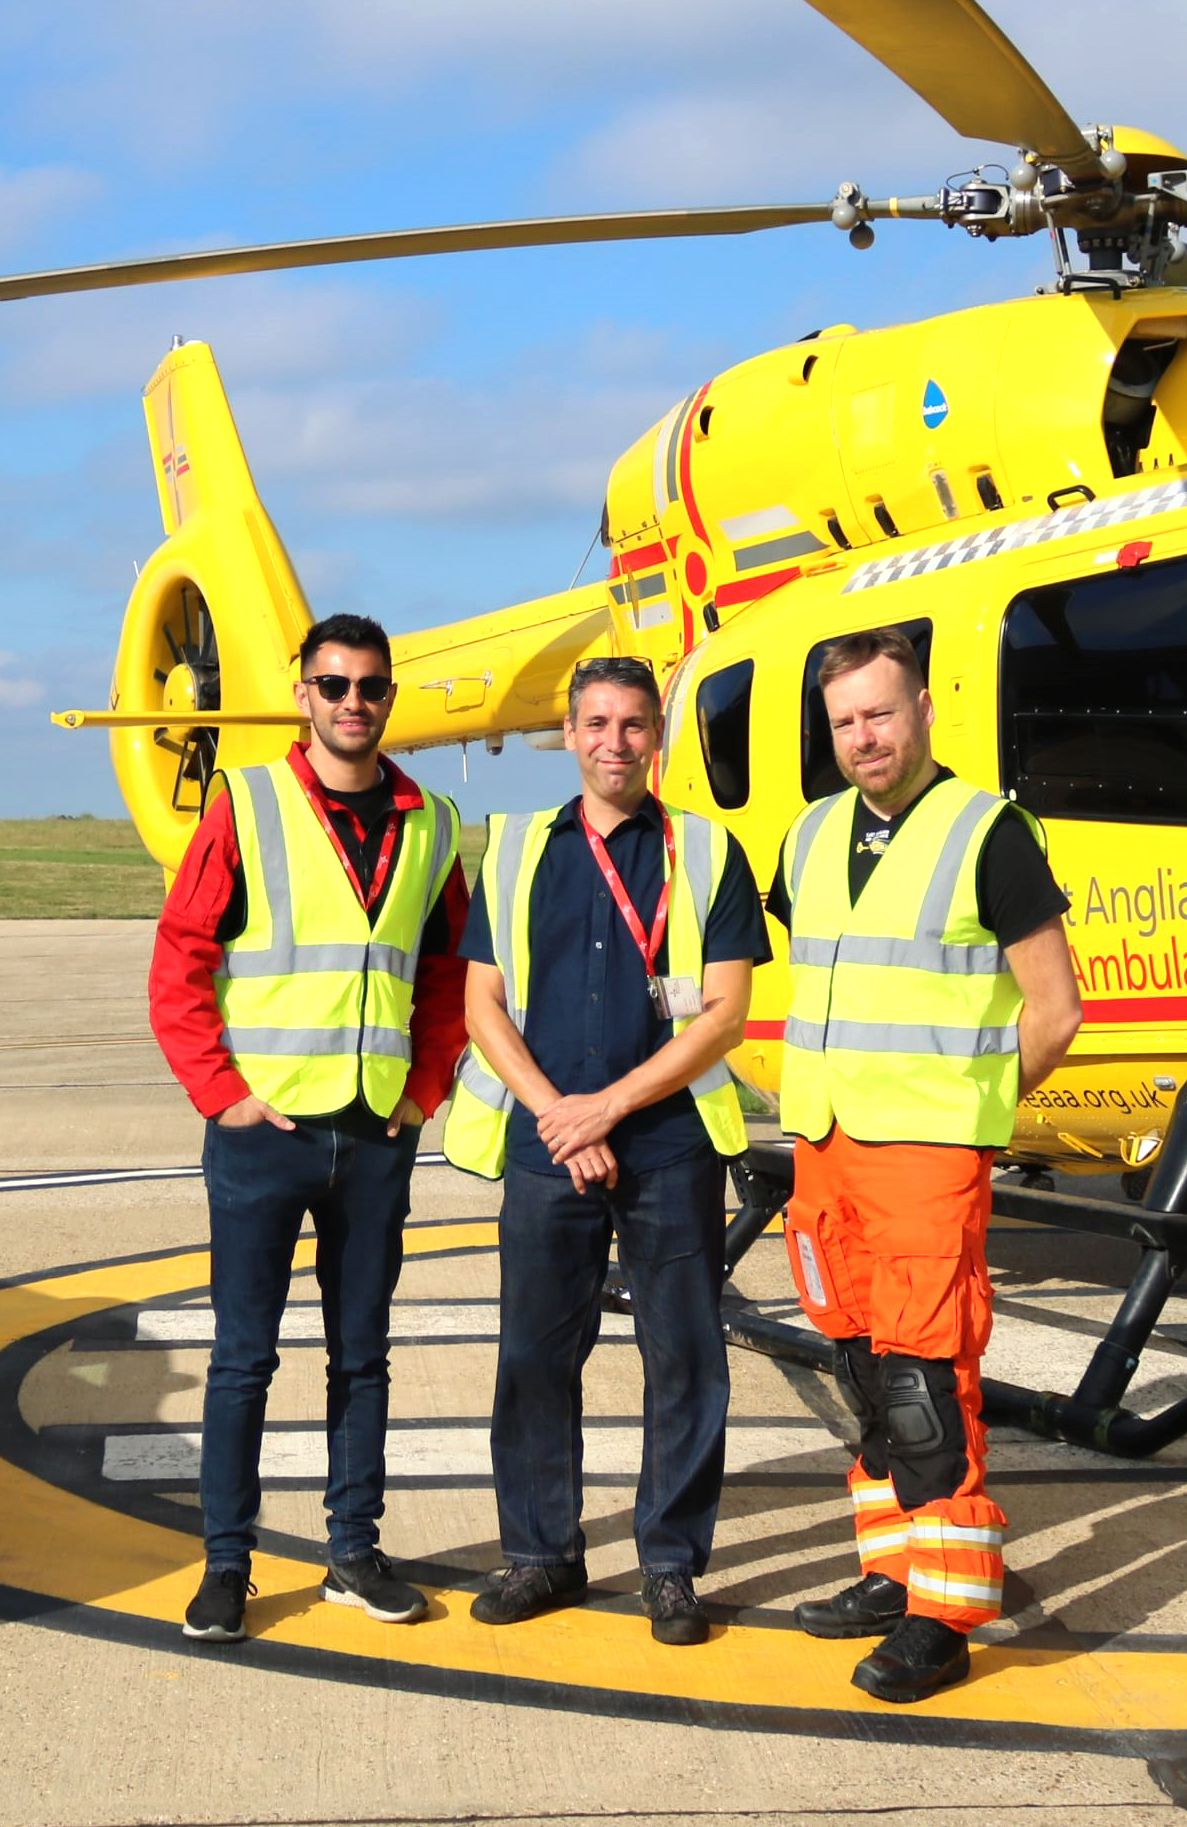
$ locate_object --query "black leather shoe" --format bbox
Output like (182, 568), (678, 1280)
(850, 1615), (971, 1703)
(795, 1572), (908, 1639)
(641, 1571), (710, 1646)
(470, 1561), (588, 1625)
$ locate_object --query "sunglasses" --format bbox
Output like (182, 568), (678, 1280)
(303, 674), (395, 704)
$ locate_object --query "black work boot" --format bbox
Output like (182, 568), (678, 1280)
(470, 1560), (588, 1625)
(795, 1572), (908, 1639)
(850, 1614), (971, 1703)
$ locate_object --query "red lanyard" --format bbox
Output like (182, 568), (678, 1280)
(579, 801), (676, 977)
(300, 777), (399, 913)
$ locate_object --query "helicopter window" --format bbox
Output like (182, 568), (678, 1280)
(800, 620), (933, 802)
(1001, 557), (1187, 823)
(696, 660), (754, 810)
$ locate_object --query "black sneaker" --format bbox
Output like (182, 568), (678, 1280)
(470, 1561), (588, 1625)
(182, 1566), (256, 1641)
(795, 1572), (908, 1639)
(850, 1614), (971, 1703)
(321, 1550), (427, 1623)
(640, 1571), (709, 1646)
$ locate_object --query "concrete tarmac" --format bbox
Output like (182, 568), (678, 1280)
(2, 919), (1186, 1826)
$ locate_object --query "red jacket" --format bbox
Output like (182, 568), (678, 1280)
(149, 744), (469, 1120)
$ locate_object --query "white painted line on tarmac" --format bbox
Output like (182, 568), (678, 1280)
(100, 1422), (828, 1484)
(135, 1302), (637, 1344)
(0, 1167), (204, 1193)
(0, 1154), (451, 1194)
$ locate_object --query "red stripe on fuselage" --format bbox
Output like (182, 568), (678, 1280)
(1081, 995), (1187, 1025)
(620, 541), (668, 573)
(678, 383), (711, 548)
(750, 1003), (1187, 1036)
(715, 565), (803, 609)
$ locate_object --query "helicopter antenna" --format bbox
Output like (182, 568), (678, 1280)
(568, 524), (603, 592)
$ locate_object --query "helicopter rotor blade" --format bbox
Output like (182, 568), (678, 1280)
(803, 0), (1106, 180)
(0, 204), (836, 304)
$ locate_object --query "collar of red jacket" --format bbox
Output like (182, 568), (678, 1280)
(286, 741), (426, 812)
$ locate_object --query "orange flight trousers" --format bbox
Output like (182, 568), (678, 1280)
(785, 1125), (1006, 1632)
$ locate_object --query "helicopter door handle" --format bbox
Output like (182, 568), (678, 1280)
(1047, 484), (1096, 511)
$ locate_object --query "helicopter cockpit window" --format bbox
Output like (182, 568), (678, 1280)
(1001, 559), (1187, 823)
(696, 659), (754, 810)
(800, 620), (933, 802)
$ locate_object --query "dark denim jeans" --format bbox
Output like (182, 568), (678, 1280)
(491, 1145), (729, 1577)
(199, 1116), (419, 1570)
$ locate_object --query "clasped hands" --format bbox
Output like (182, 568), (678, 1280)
(537, 1092), (621, 1193)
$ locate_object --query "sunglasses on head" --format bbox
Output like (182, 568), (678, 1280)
(303, 674), (395, 704)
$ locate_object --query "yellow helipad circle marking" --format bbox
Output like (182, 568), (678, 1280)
(2, 1224), (1186, 1736)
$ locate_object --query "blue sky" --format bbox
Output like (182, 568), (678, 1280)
(1, 0), (1182, 821)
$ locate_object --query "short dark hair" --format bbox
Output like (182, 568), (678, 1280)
(818, 627), (925, 693)
(300, 613), (391, 675)
(567, 656), (661, 725)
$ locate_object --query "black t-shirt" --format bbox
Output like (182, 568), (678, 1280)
(766, 768), (1069, 945)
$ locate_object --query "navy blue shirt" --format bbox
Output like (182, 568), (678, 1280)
(460, 794), (771, 1175)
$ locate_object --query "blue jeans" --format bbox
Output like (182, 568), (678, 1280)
(491, 1146), (729, 1577)
(199, 1117), (419, 1569)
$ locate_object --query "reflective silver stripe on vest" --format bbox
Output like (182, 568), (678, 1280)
(393, 789), (457, 989)
(786, 1017), (1018, 1058)
(790, 935), (840, 969)
(674, 811), (727, 1100)
(219, 766), (294, 976)
(793, 932), (1004, 975)
(367, 943), (417, 979)
(455, 810), (545, 1110)
(679, 811), (713, 931)
(493, 811), (544, 1033)
(672, 811), (729, 1101)
(690, 1059), (732, 1096)
(220, 1025), (413, 1060)
(915, 789), (1001, 939)
(790, 793), (845, 901)
(424, 790), (456, 900)
(458, 1047), (513, 1112)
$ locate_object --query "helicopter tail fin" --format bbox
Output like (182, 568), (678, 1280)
(144, 339), (260, 533)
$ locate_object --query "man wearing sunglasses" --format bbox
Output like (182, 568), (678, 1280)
(446, 656), (770, 1645)
(150, 612), (469, 1642)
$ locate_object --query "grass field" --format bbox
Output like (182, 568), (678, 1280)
(0, 818), (489, 919)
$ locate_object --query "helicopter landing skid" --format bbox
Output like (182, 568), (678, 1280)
(601, 1093), (1187, 1460)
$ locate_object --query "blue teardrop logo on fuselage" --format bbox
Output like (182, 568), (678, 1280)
(923, 379), (949, 428)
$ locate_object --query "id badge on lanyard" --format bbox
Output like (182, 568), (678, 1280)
(579, 804), (704, 1020)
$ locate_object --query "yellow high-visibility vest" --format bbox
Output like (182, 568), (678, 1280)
(215, 760), (459, 1118)
(779, 779), (1043, 1146)
(444, 802), (747, 1179)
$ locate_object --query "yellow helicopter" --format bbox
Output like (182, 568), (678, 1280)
(8, 0), (1187, 1195)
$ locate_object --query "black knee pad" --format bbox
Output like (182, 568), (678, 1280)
(881, 1356), (963, 1458)
(880, 1354), (968, 1509)
(833, 1337), (879, 1426)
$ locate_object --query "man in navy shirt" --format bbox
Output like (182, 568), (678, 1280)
(449, 656), (770, 1644)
